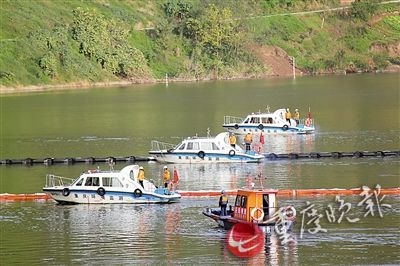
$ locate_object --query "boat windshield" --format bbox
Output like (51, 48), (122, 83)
(74, 178), (84, 186)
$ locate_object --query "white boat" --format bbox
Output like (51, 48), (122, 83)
(43, 165), (181, 204)
(223, 108), (315, 135)
(149, 132), (264, 164)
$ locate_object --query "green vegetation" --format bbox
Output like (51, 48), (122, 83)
(0, 0), (399, 87)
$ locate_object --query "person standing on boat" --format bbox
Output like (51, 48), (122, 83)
(294, 109), (300, 126)
(137, 166), (145, 189)
(163, 166), (171, 188)
(244, 132), (253, 152)
(219, 190), (228, 216)
(229, 132), (236, 148)
(285, 108), (292, 125)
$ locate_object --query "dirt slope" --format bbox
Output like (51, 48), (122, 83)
(249, 45), (304, 76)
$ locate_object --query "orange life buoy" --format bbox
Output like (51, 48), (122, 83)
(251, 207), (264, 222)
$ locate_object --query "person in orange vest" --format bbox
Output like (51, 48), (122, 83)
(163, 165), (171, 188)
(137, 166), (145, 188)
(244, 132), (253, 152)
(229, 132), (236, 148)
(294, 109), (300, 126)
(219, 190), (228, 216)
(285, 108), (292, 125)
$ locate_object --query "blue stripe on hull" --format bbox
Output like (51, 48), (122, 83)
(154, 152), (261, 161)
(44, 189), (175, 201)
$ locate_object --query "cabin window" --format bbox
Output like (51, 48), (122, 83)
(85, 177), (99, 186)
(261, 117), (268, 124)
(268, 118), (273, 123)
(102, 177), (112, 187)
(244, 118), (250, 123)
(178, 143), (186, 150)
(92, 177), (99, 186)
(241, 196), (247, 208)
(102, 177), (123, 188)
(212, 143), (219, 150)
(201, 142), (213, 150)
(235, 196), (242, 206)
(263, 194), (269, 210)
(119, 196), (123, 200)
(186, 142), (197, 150)
(75, 178), (84, 186)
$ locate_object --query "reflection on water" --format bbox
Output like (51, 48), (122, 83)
(1, 74), (399, 264)
(1, 196), (398, 264)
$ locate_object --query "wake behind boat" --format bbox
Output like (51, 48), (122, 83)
(149, 132), (264, 164)
(223, 108), (315, 135)
(43, 165), (181, 204)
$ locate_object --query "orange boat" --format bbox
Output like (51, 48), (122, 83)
(203, 189), (296, 231)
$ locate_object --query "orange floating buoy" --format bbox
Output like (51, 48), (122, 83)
(1, 187), (399, 201)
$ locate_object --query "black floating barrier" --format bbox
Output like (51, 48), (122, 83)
(309, 152), (321, 159)
(85, 157), (96, 164)
(64, 158), (75, 165)
(2, 150), (399, 166)
(331, 152), (342, 158)
(43, 158), (54, 165)
(23, 158), (34, 165)
(126, 156), (136, 163)
(107, 157), (116, 164)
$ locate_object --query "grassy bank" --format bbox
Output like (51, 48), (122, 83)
(1, 0), (399, 89)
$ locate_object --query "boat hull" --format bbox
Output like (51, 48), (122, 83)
(202, 208), (276, 230)
(149, 151), (263, 164)
(43, 188), (181, 204)
(223, 124), (315, 135)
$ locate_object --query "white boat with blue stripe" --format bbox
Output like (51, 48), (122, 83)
(223, 108), (315, 135)
(149, 132), (263, 164)
(43, 165), (181, 204)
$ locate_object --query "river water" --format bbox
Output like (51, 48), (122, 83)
(1, 73), (399, 264)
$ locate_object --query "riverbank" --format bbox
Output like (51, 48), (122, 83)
(0, 72), (276, 95)
(2, 68), (399, 95)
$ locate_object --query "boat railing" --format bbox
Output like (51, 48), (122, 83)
(151, 140), (176, 152)
(224, 115), (244, 125)
(45, 174), (75, 187)
(298, 118), (315, 127)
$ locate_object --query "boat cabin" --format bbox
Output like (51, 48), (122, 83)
(241, 109), (287, 126)
(233, 189), (277, 224)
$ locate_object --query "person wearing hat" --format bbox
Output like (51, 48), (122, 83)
(219, 190), (228, 216)
(163, 165), (171, 188)
(137, 166), (145, 188)
(294, 109), (300, 126)
(229, 132), (236, 148)
(285, 108), (292, 125)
